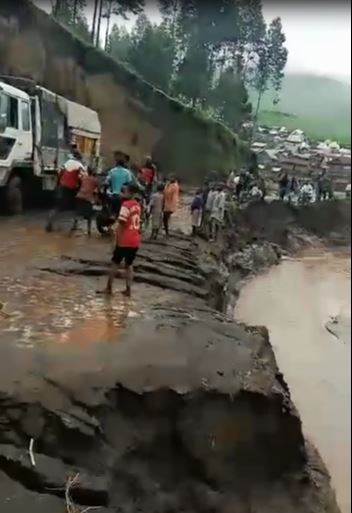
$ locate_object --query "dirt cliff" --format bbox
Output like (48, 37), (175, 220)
(0, 0), (244, 179)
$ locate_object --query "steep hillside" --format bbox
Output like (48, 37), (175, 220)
(0, 0), (243, 180)
(253, 73), (351, 144)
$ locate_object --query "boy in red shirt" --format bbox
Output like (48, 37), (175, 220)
(103, 183), (141, 297)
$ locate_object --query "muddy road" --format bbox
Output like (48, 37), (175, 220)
(0, 208), (196, 398)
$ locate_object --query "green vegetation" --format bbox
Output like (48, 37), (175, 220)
(107, 1), (287, 132)
(252, 73), (351, 145)
(50, 0), (287, 134)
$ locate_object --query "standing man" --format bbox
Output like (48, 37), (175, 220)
(203, 184), (216, 236)
(163, 176), (179, 237)
(149, 183), (164, 240)
(278, 172), (289, 201)
(106, 151), (133, 216)
(209, 185), (226, 241)
(46, 152), (85, 232)
(103, 183), (141, 297)
(138, 156), (157, 198)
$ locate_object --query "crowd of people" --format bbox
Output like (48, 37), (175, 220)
(190, 184), (227, 241)
(44, 146), (339, 296)
(45, 147), (181, 296)
(278, 169), (333, 204)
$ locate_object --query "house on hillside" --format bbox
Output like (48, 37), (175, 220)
(256, 149), (281, 168)
(251, 141), (267, 152)
(279, 152), (312, 176)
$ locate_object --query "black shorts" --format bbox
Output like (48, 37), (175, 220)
(110, 194), (122, 217)
(112, 246), (138, 267)
(56, 186), (77, 210)
(76, 198), (93, 220)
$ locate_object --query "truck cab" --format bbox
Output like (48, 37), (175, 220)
(0, 76), (101, 213)
(0, 81), (33, 211)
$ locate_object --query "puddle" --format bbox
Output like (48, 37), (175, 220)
(235, 248), (351, 513)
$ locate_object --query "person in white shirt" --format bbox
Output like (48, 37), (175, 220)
(226, 170), (236, 189)
(210, 185), (226, 241)
(299, 182), (314, 204)
(250, 184), (263, 200)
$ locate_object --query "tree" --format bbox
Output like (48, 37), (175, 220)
(267, 17), (288, 100)
(91, 0), (99, 43)
(251, 16), (287, 125)
(126, 15), (176, 90)
(210, 66), (252, 130)
(52, 0), (90, 43)
(174, 40), (212, 107)
(90, 0), (144, 49)
(107, 24), (132, 61)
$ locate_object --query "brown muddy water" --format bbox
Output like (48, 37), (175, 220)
(235, 248), (351, 513)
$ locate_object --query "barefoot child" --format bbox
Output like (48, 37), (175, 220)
(104, 183), (141, 297)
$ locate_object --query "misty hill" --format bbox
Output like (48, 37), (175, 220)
(254, 73), (351, 144)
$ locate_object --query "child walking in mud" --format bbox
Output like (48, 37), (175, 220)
(99, 183), (141, 297)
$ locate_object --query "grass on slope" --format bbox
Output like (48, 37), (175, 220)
(252, 73), (351, 145)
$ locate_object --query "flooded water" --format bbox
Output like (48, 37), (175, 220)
(235, 248), (351, 513)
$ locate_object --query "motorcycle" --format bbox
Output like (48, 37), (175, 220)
(95, 186), (150, 236)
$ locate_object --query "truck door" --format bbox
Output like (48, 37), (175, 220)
(17, 98), (33, 163)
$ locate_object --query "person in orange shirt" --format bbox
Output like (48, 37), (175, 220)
(163, 176), (179, 237)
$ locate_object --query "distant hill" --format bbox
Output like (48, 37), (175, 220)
(252, 73), (351, 145)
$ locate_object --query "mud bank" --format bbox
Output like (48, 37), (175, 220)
(0, 202), (349, 512)
(210, 199), (351, 313)
(0, 307), (340, 512)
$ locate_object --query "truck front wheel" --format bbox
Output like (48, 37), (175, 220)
(6, 176), (23, 214)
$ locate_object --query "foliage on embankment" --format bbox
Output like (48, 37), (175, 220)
(0, 0), (247, 179)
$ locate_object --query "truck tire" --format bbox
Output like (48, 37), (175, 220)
(6, 176), (23, 214)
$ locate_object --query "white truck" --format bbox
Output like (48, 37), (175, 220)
(0, 76), (101, 213)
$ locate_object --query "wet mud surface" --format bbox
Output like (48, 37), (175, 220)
(236, 249), (351, 513)
(0, 202), (348, 512)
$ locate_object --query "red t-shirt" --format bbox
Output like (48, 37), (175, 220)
(117, 199), (141, 248)
(59, 159), (83, 189)
(140, 166), (156, 185)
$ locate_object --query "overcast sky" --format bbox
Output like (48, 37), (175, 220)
(35, 0), (351, 82)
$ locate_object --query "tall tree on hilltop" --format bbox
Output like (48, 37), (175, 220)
(95, 0), (104, 47)
(267, 17), (288, 103)
(91, 0), (99, 43)
(52, 0), (90, 43)
(107, 24), (132, 61)
(126, 14), (176, 90)
(250, 16), (288, 132)
(102, 0), (144, 50)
